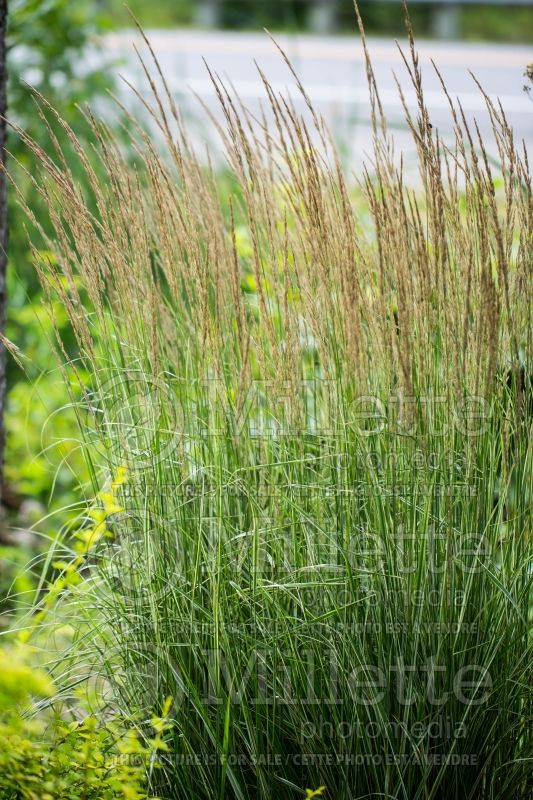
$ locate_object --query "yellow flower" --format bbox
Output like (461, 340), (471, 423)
(97, 490), (124, 516)
(17, 469), (129, 644)
(111, 464), (128, 490)
(88, 508), (107, 524)
(306, 788), (326, 799)
(74, 523), (110, 553)
(161, 695), (173, 717)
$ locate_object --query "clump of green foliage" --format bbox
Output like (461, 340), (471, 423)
(0, 642), (172, 799)
(0, 465), (175, 798)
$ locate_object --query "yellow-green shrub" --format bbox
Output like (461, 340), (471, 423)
(0, 645), (170, 799)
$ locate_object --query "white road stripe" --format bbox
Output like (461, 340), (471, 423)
(106, 30), (533, 70)
(166, 77), (532, 115)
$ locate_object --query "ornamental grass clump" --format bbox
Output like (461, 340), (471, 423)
(13, 6), (533, 800)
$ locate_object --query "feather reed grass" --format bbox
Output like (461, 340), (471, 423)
(12, 6), (533, 799)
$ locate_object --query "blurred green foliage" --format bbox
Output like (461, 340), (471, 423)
(461, 6), (533, 43)
(2, 0), (114, 622)
(105, 0), (533, 42)
(8, 0), (115, 292)
(6, 0), (114, 487)
(107, 0), (192, 27)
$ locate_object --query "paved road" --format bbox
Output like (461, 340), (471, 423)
(105, 29), (533, 169)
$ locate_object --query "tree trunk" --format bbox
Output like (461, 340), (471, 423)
(0, 0), (7, 503)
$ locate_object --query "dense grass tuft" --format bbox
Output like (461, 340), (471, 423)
(14, 9), (533, 800)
